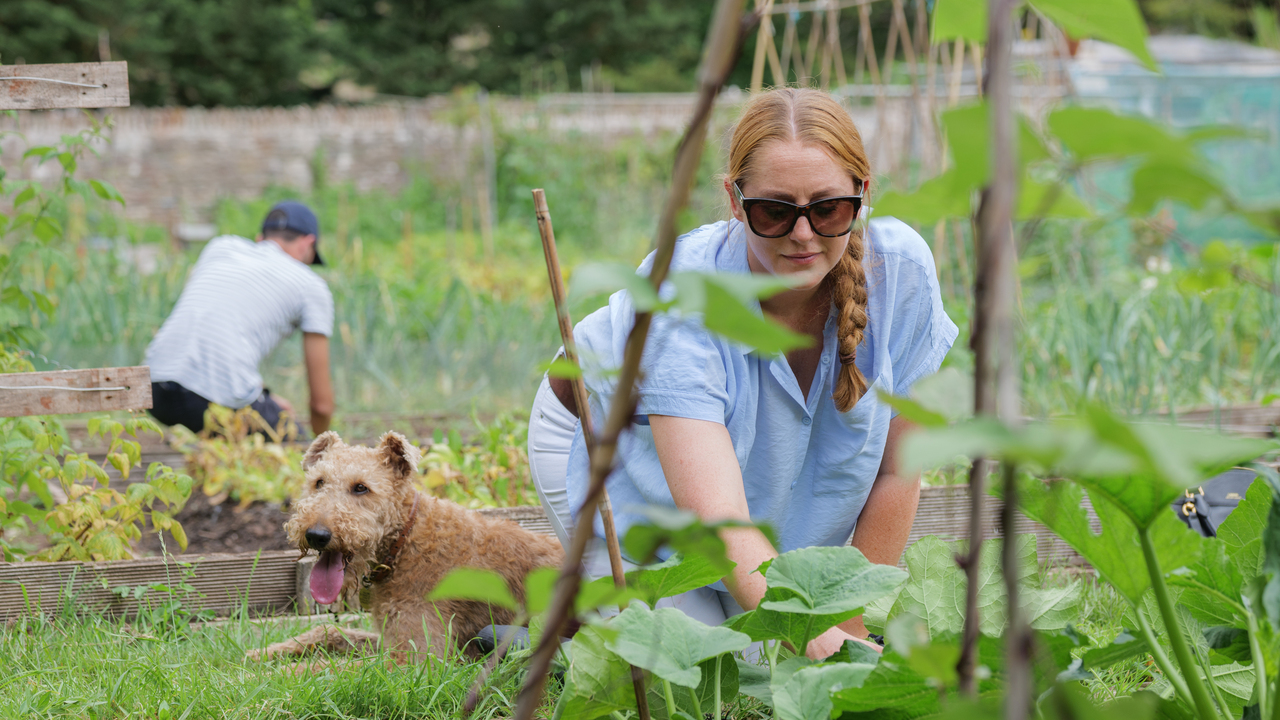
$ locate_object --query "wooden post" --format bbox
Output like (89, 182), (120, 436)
(0, 62), (129, 110)
(803, 9), (825, 84)
(781, 10), (801, 82)
(751, 0), (775, 92)
(0, 366), (151, 417)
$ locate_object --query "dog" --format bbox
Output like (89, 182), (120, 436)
(245, 431), (565, 664)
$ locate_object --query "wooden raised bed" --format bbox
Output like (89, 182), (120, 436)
(0, 490), (1086, 621)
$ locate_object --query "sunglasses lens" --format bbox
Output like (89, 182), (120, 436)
(747, 201), (799, 237)
(809, 198), (859, 236)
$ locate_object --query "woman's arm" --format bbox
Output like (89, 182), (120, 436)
(650, 413), (879, 659)
(648, 414), (776, 611)
(838, 414), (921, 638)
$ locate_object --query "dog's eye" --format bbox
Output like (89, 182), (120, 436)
(315, 478), (324, 489)
(352, 483), (369, 495)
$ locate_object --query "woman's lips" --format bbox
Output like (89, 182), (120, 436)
(782, 252), (819, 265)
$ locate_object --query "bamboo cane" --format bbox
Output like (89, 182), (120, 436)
(532, 188), (649, 720)
(511, 3), (751, 717)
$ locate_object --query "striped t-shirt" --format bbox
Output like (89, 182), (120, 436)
(145, 236), (334, 408)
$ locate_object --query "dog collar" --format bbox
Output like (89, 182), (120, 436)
(364, 492), (420, 586)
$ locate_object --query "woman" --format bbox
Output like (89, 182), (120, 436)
(527, 87), (958, 659)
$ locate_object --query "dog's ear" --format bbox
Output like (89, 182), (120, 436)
(303, 431), (343, 470)
(377, 431), (420, 480)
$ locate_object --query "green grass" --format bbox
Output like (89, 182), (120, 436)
(0, 611), (555, 719)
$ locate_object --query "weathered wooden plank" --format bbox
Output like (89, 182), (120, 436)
(0, 366), (151, 417)
(0, 62), (129, 110)
(0, 550), (299, 621)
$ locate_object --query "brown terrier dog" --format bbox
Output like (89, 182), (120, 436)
(246, 431), (565, 664)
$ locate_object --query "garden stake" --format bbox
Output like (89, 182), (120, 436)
(532, 187), (649, 720)
(532, 188), (628, 590)
(511, 2), (753, 717)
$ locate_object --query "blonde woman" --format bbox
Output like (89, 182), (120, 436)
(527, 87), (958, 659)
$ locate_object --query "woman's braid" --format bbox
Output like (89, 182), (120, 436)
(830, 227), (869, 412)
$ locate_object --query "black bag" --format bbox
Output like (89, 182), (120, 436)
(1171, 467), (1256, 537)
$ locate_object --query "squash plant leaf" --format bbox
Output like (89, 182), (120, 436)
(552, 623), (637, 720)
(735, 658), (773, 703)
(761, 546), (908, 617)
(829, 650), (940, 717)
(1214, 467), (1270, 579)
(645, 654), (738, 720)
(1168, 541), (1248, 628)
(627, 552), (728, 606)
(773, 663), (877, 720)
(727, 591), (862, 657)
(607, 603), (751, 688)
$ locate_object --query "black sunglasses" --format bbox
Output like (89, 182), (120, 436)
(733, 181), (864, 238)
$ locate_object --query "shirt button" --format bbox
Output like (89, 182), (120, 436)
(802, 416), (812, 426)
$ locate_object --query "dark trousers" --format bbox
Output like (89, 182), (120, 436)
(150, 381), (288, 436)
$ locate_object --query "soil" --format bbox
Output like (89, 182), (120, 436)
(134, 490), (295, 557)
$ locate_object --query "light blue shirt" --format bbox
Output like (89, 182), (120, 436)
(565, 217), (958, 562)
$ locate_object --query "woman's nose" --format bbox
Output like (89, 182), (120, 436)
(790, 215), (815, 241)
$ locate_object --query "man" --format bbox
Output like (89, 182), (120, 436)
(146, 200), (335, 437)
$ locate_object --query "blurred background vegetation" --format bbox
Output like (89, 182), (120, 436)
(0, 0), (1275, 105)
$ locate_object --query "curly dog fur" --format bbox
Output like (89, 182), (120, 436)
(246, 431), (564, 664)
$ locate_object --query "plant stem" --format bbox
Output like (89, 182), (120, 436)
(714, 654), (722, 720)
(1138, 526), (1221, 720)
(1135, 611), (1194, 709)
(689, 678), (703, 719)
(1248, 611), (1268, 715)
(1001, 462), (1031, 720)
(662, 679), (678, 720)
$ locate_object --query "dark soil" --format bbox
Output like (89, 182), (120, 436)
(135, 490), (295, 557)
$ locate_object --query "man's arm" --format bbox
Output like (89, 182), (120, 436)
(303, 332), (335, 434)
(838, 415), (921, 638)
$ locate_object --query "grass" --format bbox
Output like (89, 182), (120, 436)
(0, 610), (554, 719)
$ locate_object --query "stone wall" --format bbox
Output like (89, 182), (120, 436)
(0, 91), (947, 231)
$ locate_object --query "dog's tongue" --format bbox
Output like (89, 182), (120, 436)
(310, 550), (345, 606)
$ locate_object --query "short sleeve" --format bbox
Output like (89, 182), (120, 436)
(299, 279), (334, 336)
(890, 252), (959, 397)
(634, 311), (730, 424)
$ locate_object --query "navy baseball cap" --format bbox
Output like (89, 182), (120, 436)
(262, 200), (324, 266)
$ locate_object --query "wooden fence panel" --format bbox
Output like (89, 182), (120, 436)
(0, 366), (151, 418)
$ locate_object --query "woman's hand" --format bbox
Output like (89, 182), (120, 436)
(805, 626), (883, 660)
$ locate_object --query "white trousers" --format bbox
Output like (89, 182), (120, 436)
(527, 374), (752, 630)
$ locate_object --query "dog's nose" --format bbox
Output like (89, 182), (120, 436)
(305, 526), (332, 550)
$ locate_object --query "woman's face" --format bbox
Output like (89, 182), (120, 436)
(728, 139), (860, 292)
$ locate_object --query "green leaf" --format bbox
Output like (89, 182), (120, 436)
(1081, 629), (1149, 672)
(1017, 178), (1092, 220)
(89, 179), (125, 206)
(570, 262), (660, 311)
(1030, 0), (1157, 71)
(552, 623), (637, 720)
(607, 603), (751, 688)
(627, 552), (728, 606)
(426, 567), (518, 611)
(1127, 157), (1227, 216)
(1218, 475), (1271, 579)
(1016, 476), (1204, 605)
(735, 657), (772, 703)
(762, 546), (907, 618)
(33, 217), (62, 244)
(1168, 541), (1248, 627)
(773, 662), (877, 720)
(524, 566), (558, 615)
(830, 650), (939, 717)
(22, 146), (54, 160)
(699, 279), (812, 355)
(1047, 107), (1185, 162)
(622, 505), (764, 573)
(931, 0), (986, 43)
(12, 186), (36, 207)
(727, 546), (906, 655)
(1202, 627), (1252, 664)
(541, 356), (583, 379)
(873, 168), (975, 224)
(876, 391), (948, 427)
(647, 654), (739, 720)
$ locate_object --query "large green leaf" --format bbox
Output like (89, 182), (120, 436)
(888, 534), (1081, 637)
(1047, 107), (1185, 163)
(570, 261), (660, 310)
(1030, 0), (1157, 71)
(1015, 476), (1205, 605)
(735, 658), (773, 703)
(931, 0), (986, 43)
(773, 662), (877, 720)
(726, 589), (864, 657)
(622, 504), (765, 573)
(1080, 629), (1149, 672)
(607, 604), (751, 688)
(1168, 541), (1248, 628)
(626, 552), (728, 606)
(1127, 158), (1228, 216)
(1216, 472), (1270, 579)
(829, 650), (940, 717)
(874, 169), (975, 225)
(762, 546), (908, 617)
(645, 654), (739, 720)
(699, 278), (812, 355)
(552, 623), (638, 720)
(1257, 466), (1280, 627)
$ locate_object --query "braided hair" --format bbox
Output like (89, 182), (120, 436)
(727, 88), (871, 411)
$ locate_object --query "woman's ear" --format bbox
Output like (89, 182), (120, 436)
(725, 179), (745, 222)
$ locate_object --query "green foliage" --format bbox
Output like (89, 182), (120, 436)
(170, 406), (304, 508)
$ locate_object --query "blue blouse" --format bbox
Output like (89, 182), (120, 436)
(564, 217), (958, 559)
